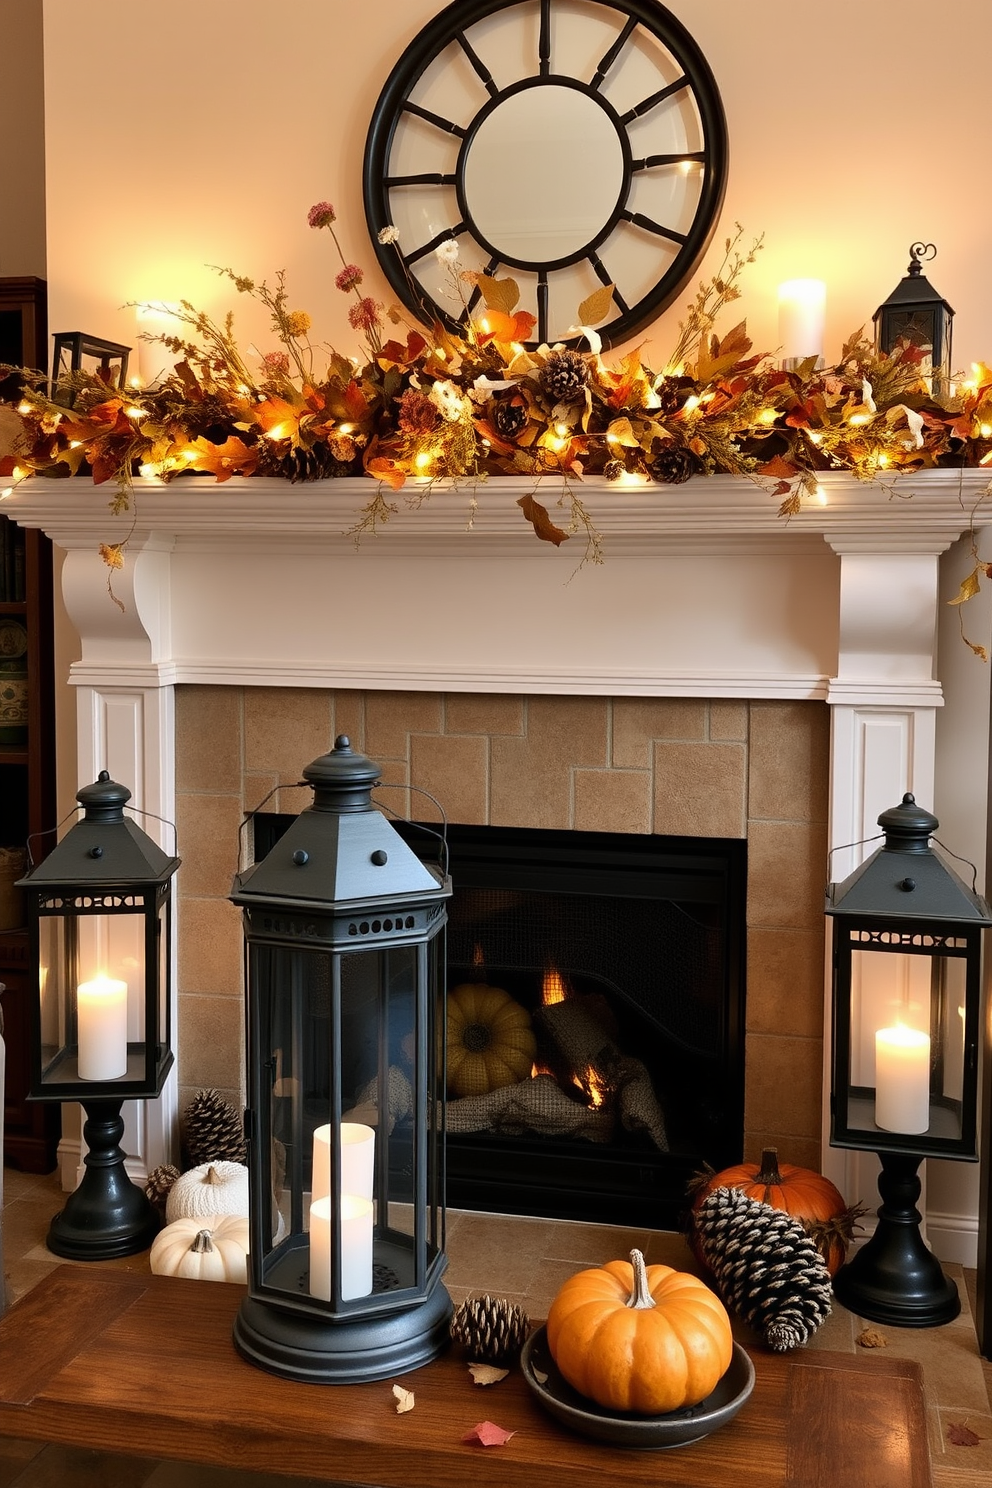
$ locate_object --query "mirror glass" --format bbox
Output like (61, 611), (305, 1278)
(463, 86), (624, 263)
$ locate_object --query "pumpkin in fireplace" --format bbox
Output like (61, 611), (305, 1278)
(546, 1249), (733, 1414)
(446, 982), (537, 1098)
(688, 1147), (862, 1277)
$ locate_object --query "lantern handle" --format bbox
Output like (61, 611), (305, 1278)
(827, 833), (883, 876)
(238, 782), (290, 872)
(933, 838), (980, 894)
(827, 832), (981, 894)
(373, 783), (449, 879)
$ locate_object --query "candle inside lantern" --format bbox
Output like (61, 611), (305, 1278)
(311, 1122), (375, 1204)
(309, 1194), (373, 1301)
(76, 975), (128, 1080)
(875, 1024), (931, 1134)
(778, 279), (826, 362)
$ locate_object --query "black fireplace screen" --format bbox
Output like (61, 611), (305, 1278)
(252, 816), (746, 1232)
(425, 824), (746, 1231)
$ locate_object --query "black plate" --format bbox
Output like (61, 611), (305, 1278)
(519, 1326), (755, 1449)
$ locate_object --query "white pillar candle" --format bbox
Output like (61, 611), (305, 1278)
(309, 1195), (373, 1301)
(76, 976), (128, 1080)
(311, 1122), (375, 1204)
(778, 279), (826, 362)
(875, 1025), (931, 1134)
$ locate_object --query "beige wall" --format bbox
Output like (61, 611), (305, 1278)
(38, 0), (992, 370)
(176, 687), (829, 1171)
(0, 0), (45, 277)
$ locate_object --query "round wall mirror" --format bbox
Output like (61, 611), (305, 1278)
(363, 0), (728, 347)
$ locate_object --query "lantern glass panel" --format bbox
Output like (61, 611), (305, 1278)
(840, 931), (971, 1144)
(250, 933), (444, 1316)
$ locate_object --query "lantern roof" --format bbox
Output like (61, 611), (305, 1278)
(18, 772), (179, 889)
(873, 244), (954, 321)
(232, 737), (449, 909)
(825, 793), (992, 924)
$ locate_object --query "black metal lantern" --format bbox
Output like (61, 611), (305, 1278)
(16, 772), (179, 1258)
(230, 736), (452, 1384)
(873, 243), (954, 394)
(826, 793), (990, 1326)
(51, 331), (131, 406)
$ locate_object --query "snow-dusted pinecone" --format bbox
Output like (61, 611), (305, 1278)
(492, 396), (528, 439)
(254, 439), (352, 482)
(603, 458), (625, 481)
(650, 442), (700, 484)
(144, 1163), (180, 1216)
(694, 1186), (832, 1351)
(540, 349), (590, 404)
(182, 1088), (247, 1167)
(450, 1294), (531, 1365)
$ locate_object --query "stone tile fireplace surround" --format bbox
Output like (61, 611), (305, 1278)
(7, 468), (990, 1256)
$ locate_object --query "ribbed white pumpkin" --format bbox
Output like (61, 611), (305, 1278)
(150, 1216), (249, 1283)
(165, 1161), (249, 1224)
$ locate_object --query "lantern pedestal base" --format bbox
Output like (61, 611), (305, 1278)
(46, 1098), (160, 1261)
(233, 1281), (453, 1384)
(831, 1151), (960, 1328)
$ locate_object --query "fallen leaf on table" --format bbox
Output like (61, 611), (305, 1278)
(947, 1421), (981, 1447)
(531, 1366), (549, 1385)
(392, 1384), (415, 1414)
(468, 1363), (509, 1386)
(462, 1420), (515, 1447)
(855, 1327), (887, 1349)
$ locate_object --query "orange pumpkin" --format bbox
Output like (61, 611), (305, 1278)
(690, 1147), (860, 1276)
(545, 1249), (733, 1415)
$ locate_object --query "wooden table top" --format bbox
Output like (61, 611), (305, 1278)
(0, 1267), (932, 1488)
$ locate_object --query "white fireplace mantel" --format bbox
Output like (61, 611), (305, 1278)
(6, 466), (992, 1254)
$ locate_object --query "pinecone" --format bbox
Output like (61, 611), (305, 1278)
(694, 1187), (832, 1351)
(254, 439), (353, 482)
(450, 1294), (530, 1365)
(144, 1163), (180, 1216)
(655, 376), (695, 416)
(540, 349), (590, 404)
(650, 442), (700, 484)
(603, 459), (625, 482)
(492, 396), (527, 440)
(182, 1088), (247, 1167)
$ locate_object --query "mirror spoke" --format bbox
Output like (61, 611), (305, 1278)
(591, 16), (638, 91)
(539, 0), (551, 77)
(401, 101), (466, 139)
(455, 32), (499, 99)
(384, 174), (458, 188)
(631, 152), (706, 173)
(621, 211), (687, 246)
(404, 225), (469, 266)
(537, 274), (549, 345)
(621, 76), (688, 125)
(588, 253), (630, 315)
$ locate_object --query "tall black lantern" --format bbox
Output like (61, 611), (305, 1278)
(873, 243), (954, 394)
(826, 793), (990, 1326)
(230, 736), (452, 1384)
(17, 772), (179, 1258)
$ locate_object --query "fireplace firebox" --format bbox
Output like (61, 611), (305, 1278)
(252, 815), (746, 1232)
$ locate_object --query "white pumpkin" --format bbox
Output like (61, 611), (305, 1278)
(165, 1161), (249, 1224)
(150, 1215), (250, 1283)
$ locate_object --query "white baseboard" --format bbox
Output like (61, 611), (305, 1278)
(925, 1211), (979, 1268)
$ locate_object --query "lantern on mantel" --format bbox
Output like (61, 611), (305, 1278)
(17, 772), (179, 1258)
(230, 735), (452, 1384)
(826, 793), (990, 1327)
(51, 331), (131, 406)
(873, 243), (954, 394)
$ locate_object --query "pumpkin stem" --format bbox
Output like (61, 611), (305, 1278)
(625, 1249), (656, 1311)
(190, 1229), (216, 1254)
(205, 1165), (221, 1185)
(756, 1148), (783, 1186)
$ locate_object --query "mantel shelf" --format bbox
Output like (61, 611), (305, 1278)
(4, 468), (990, 558)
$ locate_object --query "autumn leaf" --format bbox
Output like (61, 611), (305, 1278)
(476, 276), (520, 316)
(462, 1421), (515, 1447)
(0, 405), (29, 462)
(468, 1364), (509, 1386)
(599, 347), (651, 410)
(251, 396), (304, 442)
(778, 491), (804, 517)
(758, 453), (801, 479)
(605, 417), (640, 449)
(186, 435), (258, 482)
(948, 568), (982, 606)
(517, 493), (569, 546)
(577, 283), (614, 327)
(855, 1327), (887, 1349)
(947, 1421), (981, 1446)
(392, 1384), (415, 1414)
(366, 455), (407, 491)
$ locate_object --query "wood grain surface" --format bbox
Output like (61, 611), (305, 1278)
(0, 1268), (932, 1487)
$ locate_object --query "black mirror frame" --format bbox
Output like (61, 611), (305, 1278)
(362, 0), (728, 349)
